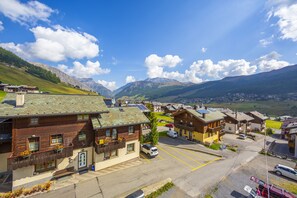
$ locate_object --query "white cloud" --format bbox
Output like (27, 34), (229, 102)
(0, 25), (99, 62)
(0, 0), (54, 25)
(145, 54), (182, 78)
(111, 57), (118, 65)
(144, 52), (289, 83)
(58, 60), (110, 78)
(269, 2), (297, 42)
(0, 21), (4, 31)
(201, 47), (207, 53)
(97, 80), (117, 91)
(259, 35), (274, 47)
(126, 76), (136, 83)
(255, 51), (289, 72)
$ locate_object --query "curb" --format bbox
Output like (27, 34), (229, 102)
(171, 145), (223, 158)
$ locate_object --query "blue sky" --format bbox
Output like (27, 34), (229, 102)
(0, 0), (296, 90)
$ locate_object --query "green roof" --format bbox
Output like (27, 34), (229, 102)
(0, 93), (108, 118)
(176, 109), (225, 123)
(91, 107), (150, 129)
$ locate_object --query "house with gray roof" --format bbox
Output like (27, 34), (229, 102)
(223, 112), (254, 134)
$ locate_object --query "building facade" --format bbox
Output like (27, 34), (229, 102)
(173, 108), (225, 144)
(0, 93), (149, 190)
(246, 111), (268, 132)
(223, 112), (253, 134)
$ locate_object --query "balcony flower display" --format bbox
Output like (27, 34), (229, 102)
(54, 144), (64, 153)
(20, 150), (31, 159)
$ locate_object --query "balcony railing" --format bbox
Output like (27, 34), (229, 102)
(207, 126), (222, 133)
(175, 123), (195, 131)
(7, 146), (73, 171)
(95, 140), (126, 154)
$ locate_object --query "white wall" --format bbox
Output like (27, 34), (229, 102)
(250, 123), (261, 131)
(0, 152), (11, 173)
(224, 123), (237, 133)
(12, 147), (93, 189)
(94, 140), (140, 171)
(295, 137), (297, 158)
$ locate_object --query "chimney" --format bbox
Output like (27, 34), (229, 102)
(202, 113), (206, 119)
(205, 106), (207, 110)
(16, 92), (25, 107)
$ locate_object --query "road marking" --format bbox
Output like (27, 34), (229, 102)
(191, 157), (221, 171)
(181, 148), (209, 161)
(157, 154), (164, 160)
(157, 145), (194, 170)
(166, 146), (203, 165)
(140, 153), (151, 163)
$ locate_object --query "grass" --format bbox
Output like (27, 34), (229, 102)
(159, 131), (168, 137)
(0, 64), (95, 95)
(207, 143), (221, 150)
(145, 182), (174, 198)
(155, 112), (173, 127)
(266, 120), (283, 129)
(0, 91), (6, 102)
(204, 195), (213, 198)
(207, 101), (297, 117)
(270, 178), (297, 194)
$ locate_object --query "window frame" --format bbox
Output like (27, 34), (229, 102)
(77, 114), (89, 121)
(78, 131), (87, 142)
(30, 117), (39, 125)
(28, 137), (40, 152)
(112, 129), (117, 140)
(50, 134), (63, 145)
(128, 126), (134, 135)
(127, 143), (135, 153)
(105, 129), (111, 137)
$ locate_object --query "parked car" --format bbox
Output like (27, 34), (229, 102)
(141, 144), (158, 158)
(274, 164), (297, 181)
(239, 134), (247, 140)
(167, 130), (178, 138)
(126, 189), (144, 198)
(165, 123), (174, 128)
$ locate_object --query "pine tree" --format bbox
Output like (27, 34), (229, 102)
(149, 112), (159, 145)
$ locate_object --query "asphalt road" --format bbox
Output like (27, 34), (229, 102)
(212, 155), (297, 198)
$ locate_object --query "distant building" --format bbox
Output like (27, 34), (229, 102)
(246, 111), (268, 132)
(224, 112), (253, 134)
(173, 107), (225, 144)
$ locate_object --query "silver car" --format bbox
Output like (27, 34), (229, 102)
(274, 164), (297, 181)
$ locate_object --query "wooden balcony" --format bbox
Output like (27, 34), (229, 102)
(95, 140), (126, 154)
(7, 146), (73, 171)
(175, 123), (195, 131)
(207, 126), (222, 133)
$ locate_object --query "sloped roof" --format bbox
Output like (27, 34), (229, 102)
(225, 112), (254, 122)
(174, 108), (225, 123)
(248, 111), (268, 120)
(0, 93), (108, 118)
(91, 107), (150, 129)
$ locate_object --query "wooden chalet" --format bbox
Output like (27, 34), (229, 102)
(246, 111), (268, 132)
(223, 112), (253, 134)
(173, 108), (225, 144)
(0, 93), (149, 190)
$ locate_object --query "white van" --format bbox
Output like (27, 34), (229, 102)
(167, 130), (178, 138)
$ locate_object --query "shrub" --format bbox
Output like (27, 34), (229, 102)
(265, 128), (274, 135)
(146, 182), (174, 198)
(14, 188), (23, 197)
(208, 143), (221, 150)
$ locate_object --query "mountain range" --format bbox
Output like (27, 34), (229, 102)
(1, 47), (297, 102)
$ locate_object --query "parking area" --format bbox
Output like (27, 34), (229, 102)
(140, 137), (221, 172)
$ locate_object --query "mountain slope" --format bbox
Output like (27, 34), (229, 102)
(0, 47), (94, 95)
(115, 77), (191, 99)
(32, 62), (91, 91)
(78, 78), (113, 98)
(162, 64), (297, 100)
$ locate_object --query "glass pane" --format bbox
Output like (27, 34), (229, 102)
(112, 129), (117, 139)
(106, 130), (110, 137)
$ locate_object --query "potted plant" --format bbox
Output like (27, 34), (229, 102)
(104, 138), (111, 145)
(20, 150), (31, 159)
(54, 144), (64, 153)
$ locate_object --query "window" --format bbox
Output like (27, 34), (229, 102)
(128, 126), (134, 134)
(112, 129), (117, 140)
(30, 118), (39, 125)
(35, 160), (56, 173)
(127, 143), (135, 153)
(50, 134), (63, 145)
(77, 114), (89, 121)
(104, 150), (117, 160)
(78, 132), (86, 141)
(105, 129), (111, 137)
(28, 137), (39, 152)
